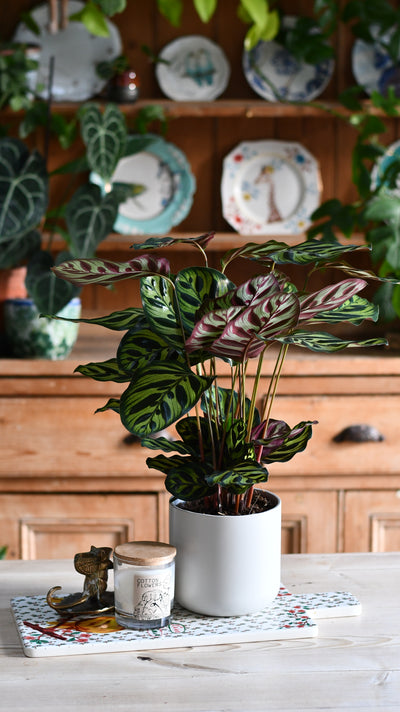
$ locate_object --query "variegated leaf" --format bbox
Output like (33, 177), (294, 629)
(276, 330), (388, 352)
(185, 305), (243, 353)
(299, 279), (367, 320)
(258, 420), (316, 463)
(41, 307), (144, 331)
(221, 240), (287, 270)
(308, 295), (379, 325)
(165, 461), (216, 500)
(52, 255), (170, 286)
(75, 358), (130, 382)
(80, 103), (127, 180)
(117, 323), (180, 373)
(175, 267), (235, 333)
(131, 232), (216, 251)
(202, 273), (281, 313)
(95, 398), (120, 414)
(251, 419), (291, 454)
(120, 363), (214, 436)
(141, 437), (197, 456)
(66, 184), (119, 258)
(205, 461), (269, 494)
(141, 275), (184, 348)
(264, 241), (370, 266)
(328, 261), (400, 284)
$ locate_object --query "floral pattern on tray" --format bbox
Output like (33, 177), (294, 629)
(11, 585), (361, 658)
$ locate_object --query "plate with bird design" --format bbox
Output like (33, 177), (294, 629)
(221, 140), (322, 235)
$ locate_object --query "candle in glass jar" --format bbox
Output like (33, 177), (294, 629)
(113, 541), (176, 630)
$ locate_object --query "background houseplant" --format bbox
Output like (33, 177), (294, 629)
(52, 233), (388, 613)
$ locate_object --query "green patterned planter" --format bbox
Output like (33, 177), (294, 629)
(4, 297), (81, 359)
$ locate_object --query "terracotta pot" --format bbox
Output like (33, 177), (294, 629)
(169, 489), (281, 616)
(0, 267), (28, 325)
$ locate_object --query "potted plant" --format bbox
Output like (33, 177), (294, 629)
(51, 232), (388, 615)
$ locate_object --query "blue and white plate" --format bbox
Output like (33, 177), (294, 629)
(91, 135), (196, 235)
(352, 29), (400, 97)
(155, 35), (230, 101)
(221, 140), (321, 235)
(242, 16), (334, 103)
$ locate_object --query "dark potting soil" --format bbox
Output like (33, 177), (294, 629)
(176, 489), (276, 516)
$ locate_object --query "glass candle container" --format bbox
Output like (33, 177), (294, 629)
(113, 541), (176, 630)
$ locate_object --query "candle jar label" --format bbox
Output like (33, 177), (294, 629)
(133, 570), (172, 620)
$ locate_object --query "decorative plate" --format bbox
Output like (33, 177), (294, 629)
(242, 16), (334, 102)
(221, 140), (321, 235)
(155, 35), (230, 101)
(91, 135), (196, 235)
(371, 139), (400, 195)
(352, 29), (400, 97)
(13, 1), (122, 102)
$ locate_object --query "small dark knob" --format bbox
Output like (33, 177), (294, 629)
(333, 424), (384, 443)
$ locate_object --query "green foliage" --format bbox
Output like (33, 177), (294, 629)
(0, 43), (38, 111)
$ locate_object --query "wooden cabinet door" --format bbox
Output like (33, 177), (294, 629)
(344, 491), (400, 552)
(0, 493), (168, 559)
(280, 491), (338, 554)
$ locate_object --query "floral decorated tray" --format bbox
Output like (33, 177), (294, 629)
(11, 586), (361, 658)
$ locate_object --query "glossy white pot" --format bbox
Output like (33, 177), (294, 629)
(169, 490), (281, 616)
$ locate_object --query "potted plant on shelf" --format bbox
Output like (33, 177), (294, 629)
(51, 232), (389, 616)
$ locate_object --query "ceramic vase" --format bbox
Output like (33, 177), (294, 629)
(4, 297), (81, 359)
(169, 490), (281, 616)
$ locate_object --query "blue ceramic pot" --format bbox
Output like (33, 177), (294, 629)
(4, 297), (81, 359)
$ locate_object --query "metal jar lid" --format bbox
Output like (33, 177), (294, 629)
(114, 541), (176, 566)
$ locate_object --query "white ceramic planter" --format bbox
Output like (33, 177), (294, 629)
(169, 490), (281, 616)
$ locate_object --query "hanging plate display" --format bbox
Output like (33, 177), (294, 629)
(221, 140), (321, 235)
(91, 135), (196, 235)
(155, 35), (230, 101)
(13, 0), (122, 101)
(352, 29), (400, 97)
(242, 16), (334, 102)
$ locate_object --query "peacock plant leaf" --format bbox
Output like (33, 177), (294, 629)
(298, 278), (367, 320)
(175, 266), (235, 334)
(95, 398), (120, 414)
(263, 240), (370, 266)
(52, 255), (171, 286)
(66, 183), (120, 258)
(221, 240), (288, 271)
(201, 387), (259, 425)
(75, 358), (131, 382)
(308, 295), (379, 325)
(327, 261), (400, 283)
(0, 138), (48, 243)
(254, 420), (317, 463)
(80, 103), (127, 181)
(277, 330), (388, 352)
(141, 274), (184, 348)
(185, 305), (243, 353)
(164, 460), (216, 500)
(119, 362), (215, 436)
(205, 461), (269, 495)
(202, 273), (281, 313)
(117, 322), (182, 374)
(175, 416), (219, 456)
(42, 307), (144, 330)
(141, 436), (197, 456)
(131, 232), (216, 252)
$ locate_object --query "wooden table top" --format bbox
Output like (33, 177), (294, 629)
(1, 553), (399, 711)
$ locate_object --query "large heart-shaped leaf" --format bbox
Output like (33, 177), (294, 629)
(120, 362), (214, 436)
(175, 266), (235, 334)
(26, 249), (77, 314)
(141, 274), (184, 348)
(66, 184), (120, 257)
(0, 229), (41, 269)
(0, 138), (48, 242)
(80, 103), (127, 181)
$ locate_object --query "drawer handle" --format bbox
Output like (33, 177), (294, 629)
(333, 424), (384, 443)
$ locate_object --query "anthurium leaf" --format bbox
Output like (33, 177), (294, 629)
(26, 249), (77, 314)
(80, 103), (127, 180)
(258, 420), (317, 463)
(140, 275), (184, 348)
(156, 0), (183, 26)
(66, 184), (120, 257)
(206, 461), (269, 495)
(193, 0), (217, 22)
(299, 278), (367, 320)
(141, 436), (197, 456)
(52, 255), (170, 286)
(0, 229), (41, 269)
(277, 330), (388, 352)
(165, 461), (216, 500)
(120, 363), (214, 436)
(175, 267), (235, 334)
(309, 295), (379, 324)
(117, 322), (180, 373)
(95, 397), (120, 414)
(75, 358), (130, 382)
(0, 138), (48, 243)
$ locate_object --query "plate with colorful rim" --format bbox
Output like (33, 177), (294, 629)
(13, 0), (122, 102)
(352, 28), (400, 97)
(90, 134), (196, 235)
(221, 140), (321, 235)
(371, 139), (400, 196)
(155, 35), (230, 101)
(242, 16), (334, 103)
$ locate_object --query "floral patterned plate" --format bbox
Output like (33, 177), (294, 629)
(91, 135), (196, 235)
(242, 16), (334, 102)
(221, 140), (321, 235)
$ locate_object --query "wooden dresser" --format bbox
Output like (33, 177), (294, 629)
(2, 325), (400, 559)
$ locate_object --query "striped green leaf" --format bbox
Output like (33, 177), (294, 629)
(205, 461), (269, 495)
(80, 103), (127, 181)
(52, 255), (170, 286)
(257, 420), (316, 463)
(117, 323), (180, 373)
(75, 358), (130, 382)
(165, 461), (216, 500)
(141, 436), (197, 456)
(141, 275), (184, 347)
(95, 398), (120, 414)
(265, 241), (369, 266)
(41, 307), (144, 331)
(66, 184), (119, 258)
(120, 363), (214, 436)
(175, 267), (235, 333)
(131, 232), (216, 251)
(277, 330), (388, 352)
(308, 295), (379, 325)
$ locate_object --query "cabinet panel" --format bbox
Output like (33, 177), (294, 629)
(280, 490), (337, 554)
(344, 491), (400, 552)
(0, 493), (165, 560)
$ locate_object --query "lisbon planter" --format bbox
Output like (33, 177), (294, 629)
(4, 296), (81, 359)
(169, 490), (281, 616)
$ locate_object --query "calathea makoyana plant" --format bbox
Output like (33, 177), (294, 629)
(53, 234), (387, 514)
